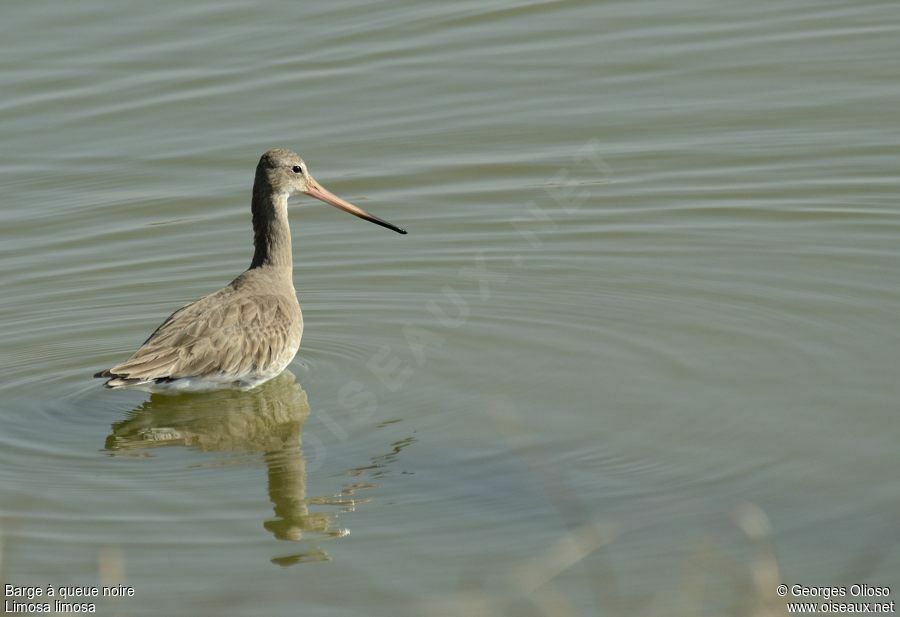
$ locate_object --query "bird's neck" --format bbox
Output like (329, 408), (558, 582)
(250, 184), (293, 271)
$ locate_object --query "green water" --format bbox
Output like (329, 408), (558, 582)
(2, 1), (899, 615)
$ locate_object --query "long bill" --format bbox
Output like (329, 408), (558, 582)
(304, 177), (407, 234)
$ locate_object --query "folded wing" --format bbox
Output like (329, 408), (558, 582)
(95, 288), (297, 388)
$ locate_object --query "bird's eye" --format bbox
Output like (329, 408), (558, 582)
(292, 166), (304, 174)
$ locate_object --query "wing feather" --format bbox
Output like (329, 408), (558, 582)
(97, 288), (299, 386)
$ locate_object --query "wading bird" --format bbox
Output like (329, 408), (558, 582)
(95, 148), (406, 392)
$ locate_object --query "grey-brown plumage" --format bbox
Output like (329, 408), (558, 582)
(95, 148), (406, 392)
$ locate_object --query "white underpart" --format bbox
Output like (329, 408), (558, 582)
(122, 348), (298, 394)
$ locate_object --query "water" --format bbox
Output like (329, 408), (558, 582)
(2, 0), (899, 614)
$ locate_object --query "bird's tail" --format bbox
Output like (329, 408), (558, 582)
(94, 369), (151, 389)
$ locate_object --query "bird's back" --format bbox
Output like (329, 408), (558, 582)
(95, 268), (302, 391)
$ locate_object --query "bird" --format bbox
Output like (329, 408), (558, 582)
(95, 148), (406, 392)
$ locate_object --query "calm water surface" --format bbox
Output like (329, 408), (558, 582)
(2, 0), (899, 615)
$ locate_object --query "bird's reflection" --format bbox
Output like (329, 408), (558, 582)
(104, 371), (348, 564)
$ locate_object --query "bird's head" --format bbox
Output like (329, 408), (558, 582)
(256, 148), (406, 234)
